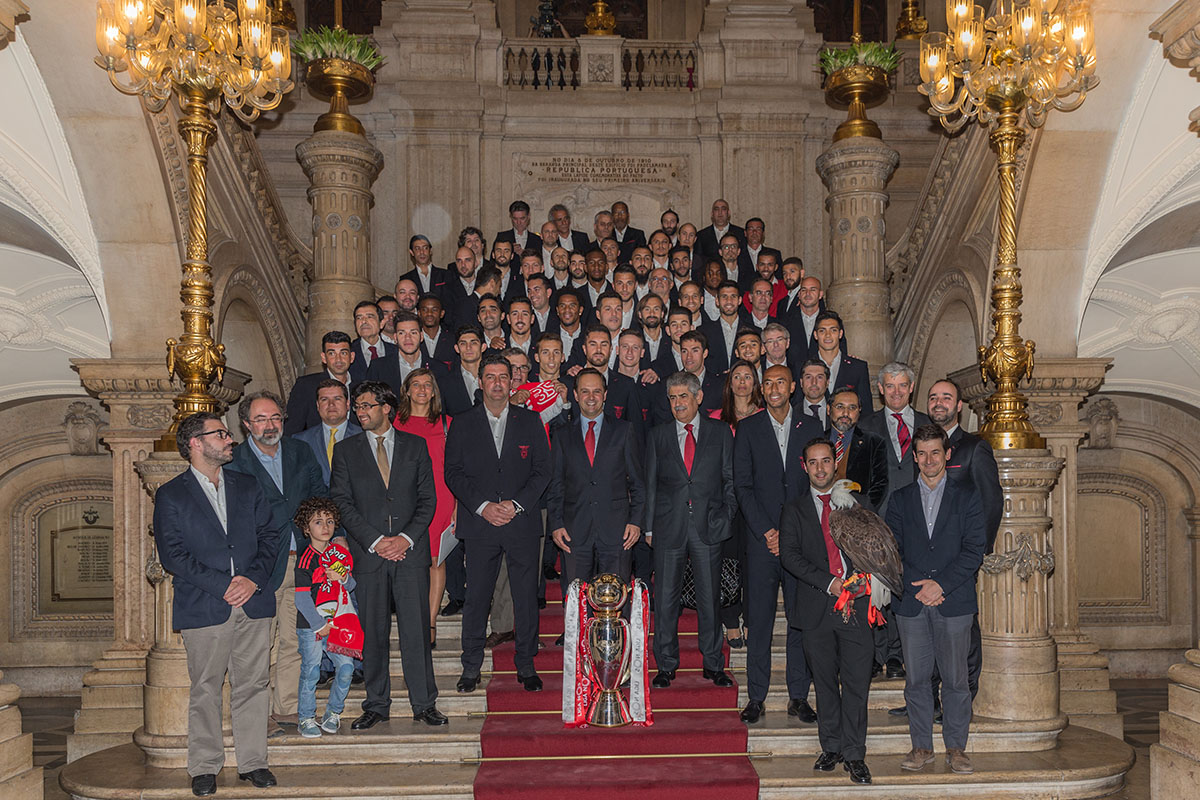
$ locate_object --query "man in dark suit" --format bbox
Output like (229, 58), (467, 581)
(717, 233), (756, 294)
(679, 330), (724, 414)
(782, 275), (846, 364)
(398, 235), (450, 300)
(610, 201), (646, 261)
(813, 311), (873, 413)
(778, 438), (876, 785)
(295, 379), (363, 486)
(886, 424), (987, 776)
(153, 412), (280, 796)
(445, 353), (551, 694)
(696, 198), (746, 264)
(494, 200), (543, 257)
(366, 310), (445, 394)
(548, 203), (591, 253)
(329, 381), (445, 730)
(827, 387), (889, 510)
(547, 368), (646, 585)
(228, 390), (327, 727)
(743, 217), (782, 277)
(699, 281), (750, 374)
(350, 301), (394, 384)
(437, 325), (485, 417)
(733, 365), (823, 724)
(417, 293), (456, 368)
(284, 330), (357, 435)
(645, 371), (736, 689)
(858, 362), (930, 676)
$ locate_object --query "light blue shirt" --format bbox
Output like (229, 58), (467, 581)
(580, 412), (604, 444)
(247, 436), (283, 493)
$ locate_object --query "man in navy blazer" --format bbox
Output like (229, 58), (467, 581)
(546, 368), (646, 587)
(886, 424), (986, 776)
(733, 365), (823, 725)
(284, 330), (357, 436)
(294, 379), (363, 486)
(153, 412), (280, 795)
(228, 390), (327, 725)
(645, 371), (736, 689)
(812, 311), (874, 414)
(350, 301), (395, 384)
(445, 352), (551, 694)
(398, 234), (451, 299)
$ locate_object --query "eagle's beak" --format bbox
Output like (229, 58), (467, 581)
(846, 481), (862, 493)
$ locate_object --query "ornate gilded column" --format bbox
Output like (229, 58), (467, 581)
(0, 671), (41, 798)
(817, 138), (900, 389)
(295, 131), (383, 372)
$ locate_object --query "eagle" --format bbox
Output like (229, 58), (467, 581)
(829, 479), (903, 611)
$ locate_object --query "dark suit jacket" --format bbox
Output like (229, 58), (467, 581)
(546, 414), (646, 547)
(295, 421), (363, 486)
(859, 408), (932, 514)
(440, 275), (475, 323)
(698, 370), (724, 414)
(699, 316), (749, 375)
(436, 365), (481, 417)
(565, 230), (591, 254)
(494, 228), (544, 257)
(228, 437), (328, 591)
(644, 416), (735, 550)
(946, 427), (1003, 550)
(697, 223), (746, 265)
(444, 404), (551, 542)
(365, 349), (446, 396)
(398, 265), (451, 300)
(615, 226), (646, 260)
(733, 409), (824, 542)
(153, 467), (280, 629)
(886, 477), (986, 617)
(329, 429), (437, 574)
(778, 490), (872, 630)
(284, 371), (352, 436)
(349, 337), (395, 384)
(829, 354), (875, 414)
(829, 425), (889, 511)
(423, 328), (457, 368)
(745, 245), (783, 274)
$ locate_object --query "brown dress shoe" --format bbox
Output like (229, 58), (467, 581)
(946, 749), (973, 774)
(899, 748), (935, 771)
(484, 630), (515, 648)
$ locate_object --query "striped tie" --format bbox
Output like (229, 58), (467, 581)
(835, 431), (846, 464)
(893, 413), (911, 459)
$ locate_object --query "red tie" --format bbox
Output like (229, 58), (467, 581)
(834, 431), (846, 464)
(585, 420), (596, 466)
(683, 423), (696, 475)
(369, 345), (379, 361)
(818, 494), (843, 578)
(894, 412), (911, 458)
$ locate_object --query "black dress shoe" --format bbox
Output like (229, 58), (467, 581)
(543, 565), (560, 580)
(413, 707), (449, 726)
(351, 670), (364, 685)
(788, 697), (817, 723)
(886, 660), (906, 679)
(651, 670), (675, 688)
(888, 705), (908, 717)
(871, 661), (883, 679)
(844, 759), (872, 784)
(316, 670), (334, 688)
(457, 673), (479, 693)
(518, 673), (543, 692)
(439, 599), (463, 617)
(554, 634), (564, 646)
(813, 751), (842, 771)
(237, 768), (277, 788)
(191, 774), (217, 797)
(702, 668), (734, 687)
(538, 597), (547, 609)
(739, 701), (764, 723)
(351, 710), (388, 730)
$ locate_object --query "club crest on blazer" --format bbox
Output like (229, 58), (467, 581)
(519, 445), (530, 459)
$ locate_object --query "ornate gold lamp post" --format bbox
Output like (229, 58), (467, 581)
(918, 0), (1097, 449)
(94, 0), (294, 449)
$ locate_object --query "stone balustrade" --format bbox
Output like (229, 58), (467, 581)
(502, 38), (698, 91)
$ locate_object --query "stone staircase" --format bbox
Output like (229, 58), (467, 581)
(59, 599), (1135, 799)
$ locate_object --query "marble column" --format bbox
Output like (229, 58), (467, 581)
(816, 137), (899, 390)
(0, 671), (41, 799)
(953, 358), (1122, 736)
(295, 132), (384, 372)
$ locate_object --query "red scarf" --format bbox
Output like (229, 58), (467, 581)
(312, 543), (365, 659)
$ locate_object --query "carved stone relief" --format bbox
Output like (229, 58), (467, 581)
(62, 401), (104, 456)
(1085, 397), (1120, 449)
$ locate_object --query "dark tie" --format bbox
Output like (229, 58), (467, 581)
(809, 403), (821, 421)
(818, 494), (844, 579)
(893, 412), (911, 459)
(585, 420), (596, 466)
(683, 423), (696, 475)
(369, 344), (379, 361)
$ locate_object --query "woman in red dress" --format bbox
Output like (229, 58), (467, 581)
(393, 368), (456, 648)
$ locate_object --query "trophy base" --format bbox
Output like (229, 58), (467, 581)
(587, 690), (631, 727)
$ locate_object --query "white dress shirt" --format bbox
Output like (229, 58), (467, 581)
(768, 408), (792, 464)
(485, 404), (508, 457)
(368, 428), (415, 552)
(800, 309), (819, 342)
(703, 291), (720, 321)
(461, 366), (480, 399)
(423, 329), (442, 357)
(675, 413), (700, 462)
(719, 316), (739, 362)
(885, 405), (916, 460)
(645, 329), (664, 361)
(359, 337), (383, 366)
(803, 397), (827, 427)
(513, 229), (528, 252)
(825, 351), (844, 392)
(412, 266), (433, 294)
(560, 325), (582, 359)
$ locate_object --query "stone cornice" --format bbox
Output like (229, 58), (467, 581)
(950, 358), (1111, 425)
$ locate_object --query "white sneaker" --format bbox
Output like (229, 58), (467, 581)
(319, 711), (340, 734)
(299, 718), (322, 738)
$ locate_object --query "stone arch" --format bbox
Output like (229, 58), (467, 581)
(214, 266), (299, 400)
(899, 266), (982, 389)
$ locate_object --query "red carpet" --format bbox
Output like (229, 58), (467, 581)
(473, 580), (760, 799)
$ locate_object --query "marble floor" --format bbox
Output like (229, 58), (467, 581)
(21, 679), (1167, 799)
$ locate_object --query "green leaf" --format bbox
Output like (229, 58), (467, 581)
(292, 25), (384, 70)
(819, 42), (900, 77)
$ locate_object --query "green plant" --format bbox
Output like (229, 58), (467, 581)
(292, 26), (384, 70)
(819, 42), (900, 76)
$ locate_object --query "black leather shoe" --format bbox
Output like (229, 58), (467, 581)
(739, 701), (764, 723)
(413, 707), (449, 726)
(237, 768), (277, 788)
(191, 774), (217, 797)
(844, 759), (872, 784)
(457, 673), (479, 693)
(351, 670), (364, 685)
(439, 599), (463, 617)
(871, 661), (883, 679)
(886, 660), (906, 679)
(888, 705), (908, 717)
(788, 697), (817, 723)
(351, 710), (388, 730)
(652, 670), (675, 688)
(518, 673), (543, 692)
(538, 597), (547, 609)
(813, 751), (842, 771)
(554, 634), (565, 646)
(316, 670), (334, 688)
(543, 565), (560, 580)
(702, 668), (734, 687)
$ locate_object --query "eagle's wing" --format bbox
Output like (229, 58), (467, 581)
(830, 506), (903, 597)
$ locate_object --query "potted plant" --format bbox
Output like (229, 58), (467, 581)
(820, 41), (900, 142)
(293, 25), (384, 135)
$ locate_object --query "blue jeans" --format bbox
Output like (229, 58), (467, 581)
(297, 627), (355, 721)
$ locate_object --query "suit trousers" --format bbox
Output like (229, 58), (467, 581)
(652, 527), (724, 673)
(801, 608), (873, 761)
(356, 557), (438, 715)
(743, 540), (811, 703)
(445, 544), (466, 605)
(872, 604), (903, 666)
(492, 512), (550, 632)
(180, 607), (271, 776)
(896, 606), (974, 751)
(561, 529), (633, 586)
(929, 614), (983, 701)
(719, 520), (745, 632)
(269, 552), (300, 716)
(462, 533), (541, 676)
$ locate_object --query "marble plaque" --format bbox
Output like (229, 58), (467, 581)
(519, 155), (683, 187)
(39, 501), (115, 611)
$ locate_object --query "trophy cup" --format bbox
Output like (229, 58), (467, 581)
(585, 574), (632, 727)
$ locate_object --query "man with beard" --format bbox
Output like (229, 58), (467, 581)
(417, 294), (455, 368)
(718, 233), (754, 293)
(797, 359), (830, 425)
(393, 279), (420, 312)
(475, 293), (507, 351)
(659, 208), (679, 244)
(668, 245), (692, 293)
(399, 234), (449, 299)
(490, 239), (517, 301)
(776, 257), (808, 320)
(230, 390), (327, 729)
(455, 226), (487, 272)
(540, 220), (561, 271)
(734, 328), (766, 382)
(657, 305), (692, 378)
(284, 331), (357, 435)
(630, 246), (655, 290)
(442, 246), (481, 326)
(742, 252), (785, 316)
(612, 201), (647, 259)
(697, 198), (746, 264)
(825, 387), (888, 510)
(506, 297), (536, 355)
(700, 280), (750, 374)
(637, 293), (668, 368)
(611, 265), (639, 329)
(376, 295), (401, 345)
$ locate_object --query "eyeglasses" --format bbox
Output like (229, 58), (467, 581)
(197, 429), (232, 441)
(353, 402), (384, 412)
(720, 243), (738, 250)
(250, 415), (283, 425)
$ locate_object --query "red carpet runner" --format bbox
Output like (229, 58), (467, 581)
(473, 581), (760, 799)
